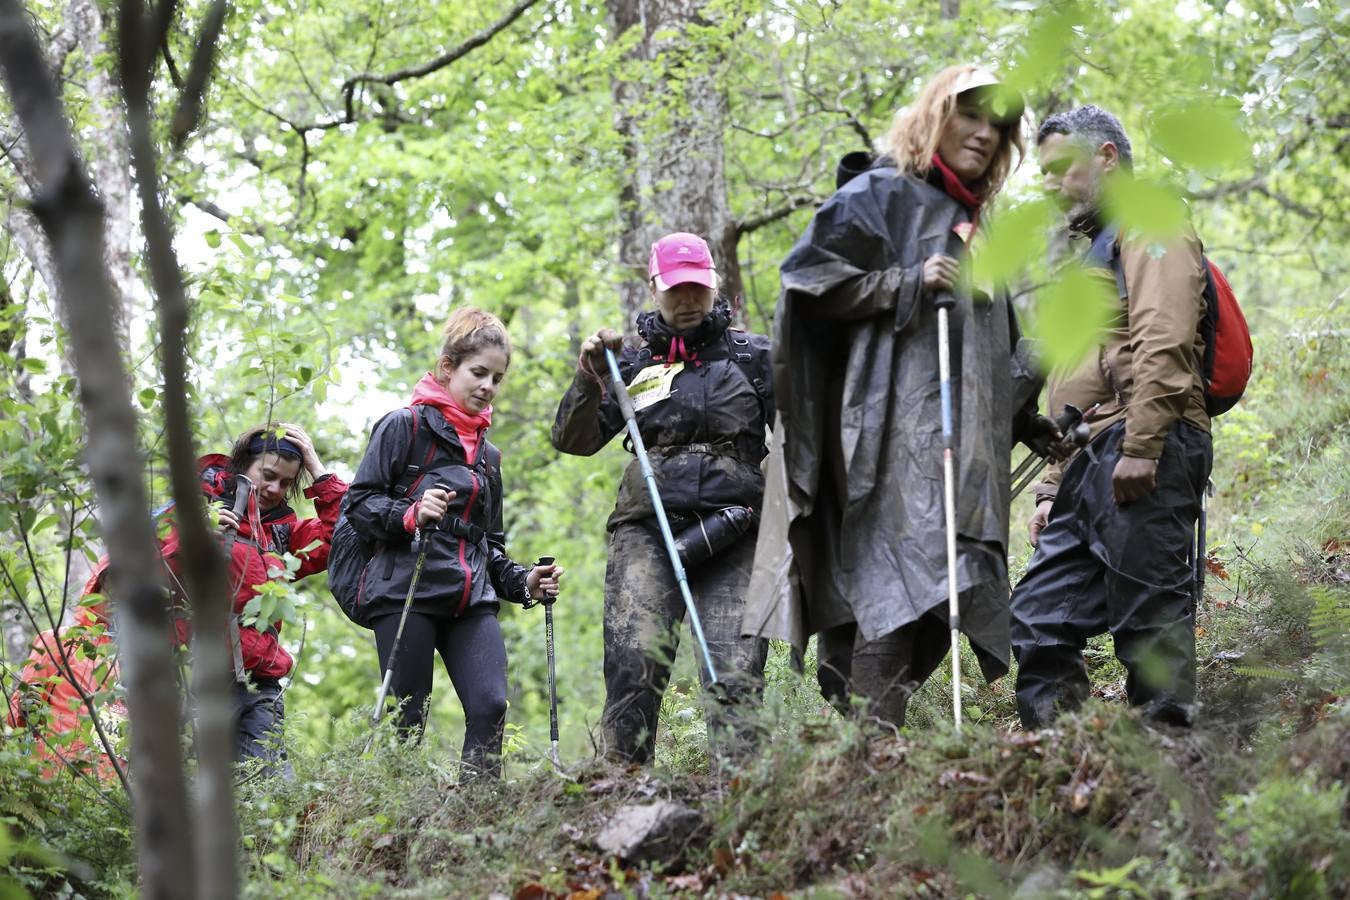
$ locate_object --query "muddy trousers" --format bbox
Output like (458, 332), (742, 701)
(372, 609), (508, 779)
(601, 522), (768, 765)
(817, 612), (959, 728)
(1011, 421), (1212, 729)
(236, 676), (294, 780)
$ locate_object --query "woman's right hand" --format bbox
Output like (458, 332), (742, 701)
(416, 488), (456, 528)
(215, 505), (241, 534)
(922, 254), (960, 295)
(578, 329), (623, 368)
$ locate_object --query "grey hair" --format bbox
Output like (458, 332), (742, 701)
(1036, 105), (1133, 170)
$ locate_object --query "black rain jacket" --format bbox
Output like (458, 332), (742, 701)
(343, 406), (529, 621)
(551, 304), (773, 530)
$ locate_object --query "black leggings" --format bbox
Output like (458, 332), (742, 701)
(372, 609), (508, 779)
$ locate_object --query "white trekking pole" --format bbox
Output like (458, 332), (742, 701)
(934, 292), (963, 732)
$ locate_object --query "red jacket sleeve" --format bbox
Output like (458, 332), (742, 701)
(289, 473), (349, 580)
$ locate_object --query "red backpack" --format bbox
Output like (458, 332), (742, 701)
(1090, 226), (1253, 416)
(1198, 260), (1253, 416)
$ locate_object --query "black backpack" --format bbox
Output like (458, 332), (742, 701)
(328, 407), (438, 628)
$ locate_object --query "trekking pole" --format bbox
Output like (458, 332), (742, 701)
(219, 474), (253, 559)
(536, 555), (561, 768)
(603, 347), (718, 685)
(364, 485), (447, 753)
(1192, 478), (1214, 618)
(220, 476), (254, 680)
(1009, 404), (1097, 500)
(933, 293), (964, 730)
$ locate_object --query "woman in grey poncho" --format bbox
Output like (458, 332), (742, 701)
(756, 64), (1057, 727)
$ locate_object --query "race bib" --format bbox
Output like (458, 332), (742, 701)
(628, 362), (684, 412)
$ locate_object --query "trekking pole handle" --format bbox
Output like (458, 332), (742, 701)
(933, 289), (956, 312)
(1053, 403), (1084, 434)
(535, 556), (558, 604)
(227, 474), (253, 521)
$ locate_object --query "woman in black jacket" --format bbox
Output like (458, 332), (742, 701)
(345, 307), (562, 779)
(552, 231), (772, 767)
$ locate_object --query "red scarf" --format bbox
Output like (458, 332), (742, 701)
(931, 153), (983, 226)
(410, 373), (492, 463)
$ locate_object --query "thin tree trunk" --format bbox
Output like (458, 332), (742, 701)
(608, 0), (736, 334)
(119, 0), (239, 894)
(0, 2), (196, 897)
(941, 0), (960, 20)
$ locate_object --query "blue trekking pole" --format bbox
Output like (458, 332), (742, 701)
(604, 347), (719, 685)
(934, 293), (963, 732)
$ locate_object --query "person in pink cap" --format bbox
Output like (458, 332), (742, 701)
(551, 231), (773, 768)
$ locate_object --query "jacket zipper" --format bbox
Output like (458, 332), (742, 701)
(455, 429), (485, 615)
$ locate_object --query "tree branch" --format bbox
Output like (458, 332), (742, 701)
(288, 0), (543, 133)
(169, 0), (227, 147)
(736, 194), (819, 234)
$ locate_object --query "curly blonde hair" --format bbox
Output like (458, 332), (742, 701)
(440, 307), (511, 368)
(885, 64), (1025, 201)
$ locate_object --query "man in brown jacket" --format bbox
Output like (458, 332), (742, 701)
(1011, 106), (1213, 728)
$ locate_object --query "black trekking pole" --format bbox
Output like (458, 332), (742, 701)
(536, 555), (561, 768)
(603, 347), (719, 685)
(219, 474), (253, 559)
(1009, 404), (1095, 500)
(364, 485), (448, 753)
(220, 475), (254, 679)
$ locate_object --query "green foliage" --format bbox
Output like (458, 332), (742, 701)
(1028, 268), (1116, 371)
(1218, 772), (1350, 899)
(0, 747), (134, 898)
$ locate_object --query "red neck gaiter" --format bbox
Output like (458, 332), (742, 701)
(931, 153), (984, 225)
(410, 373), (492, 463)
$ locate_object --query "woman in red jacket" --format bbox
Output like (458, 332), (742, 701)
(166, 422), (347, 776)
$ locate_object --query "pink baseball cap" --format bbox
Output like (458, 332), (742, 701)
(648, 232), (717, 291)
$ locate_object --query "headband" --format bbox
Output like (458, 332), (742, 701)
(246, 435), (303, 459)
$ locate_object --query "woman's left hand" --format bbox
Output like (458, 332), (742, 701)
(527, 562), (565, 603)
(278, 423), (327, 478)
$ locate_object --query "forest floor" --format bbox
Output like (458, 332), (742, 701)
(232, 541), (1349, 899)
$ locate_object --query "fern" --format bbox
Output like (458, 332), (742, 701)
(0, 797), (47, 833)
(1306, 587), (1350, 692)
(1234, 664), (1298, 682)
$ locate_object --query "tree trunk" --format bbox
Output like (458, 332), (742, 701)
(941, 0), (960, 20)
(608, 0), (737, 335)
(120, 1), (239, 892)
(0, 3), (196, 897)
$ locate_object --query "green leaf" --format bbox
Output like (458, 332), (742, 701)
(204, 229), (222, 249)
(138, 387), (157, 409)
(969, 198), (1055, 289)
(20, 358), (45, 374)
(1028, 268), (1116, 372)
(1150, 100), (1251, 173)
(1103, 178), (1188, 242)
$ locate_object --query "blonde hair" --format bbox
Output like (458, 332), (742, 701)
(440, 307), (511, 368)
(885, 64), (1025, 201)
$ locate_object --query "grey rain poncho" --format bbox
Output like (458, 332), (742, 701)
(745, 164), (1041, 680)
